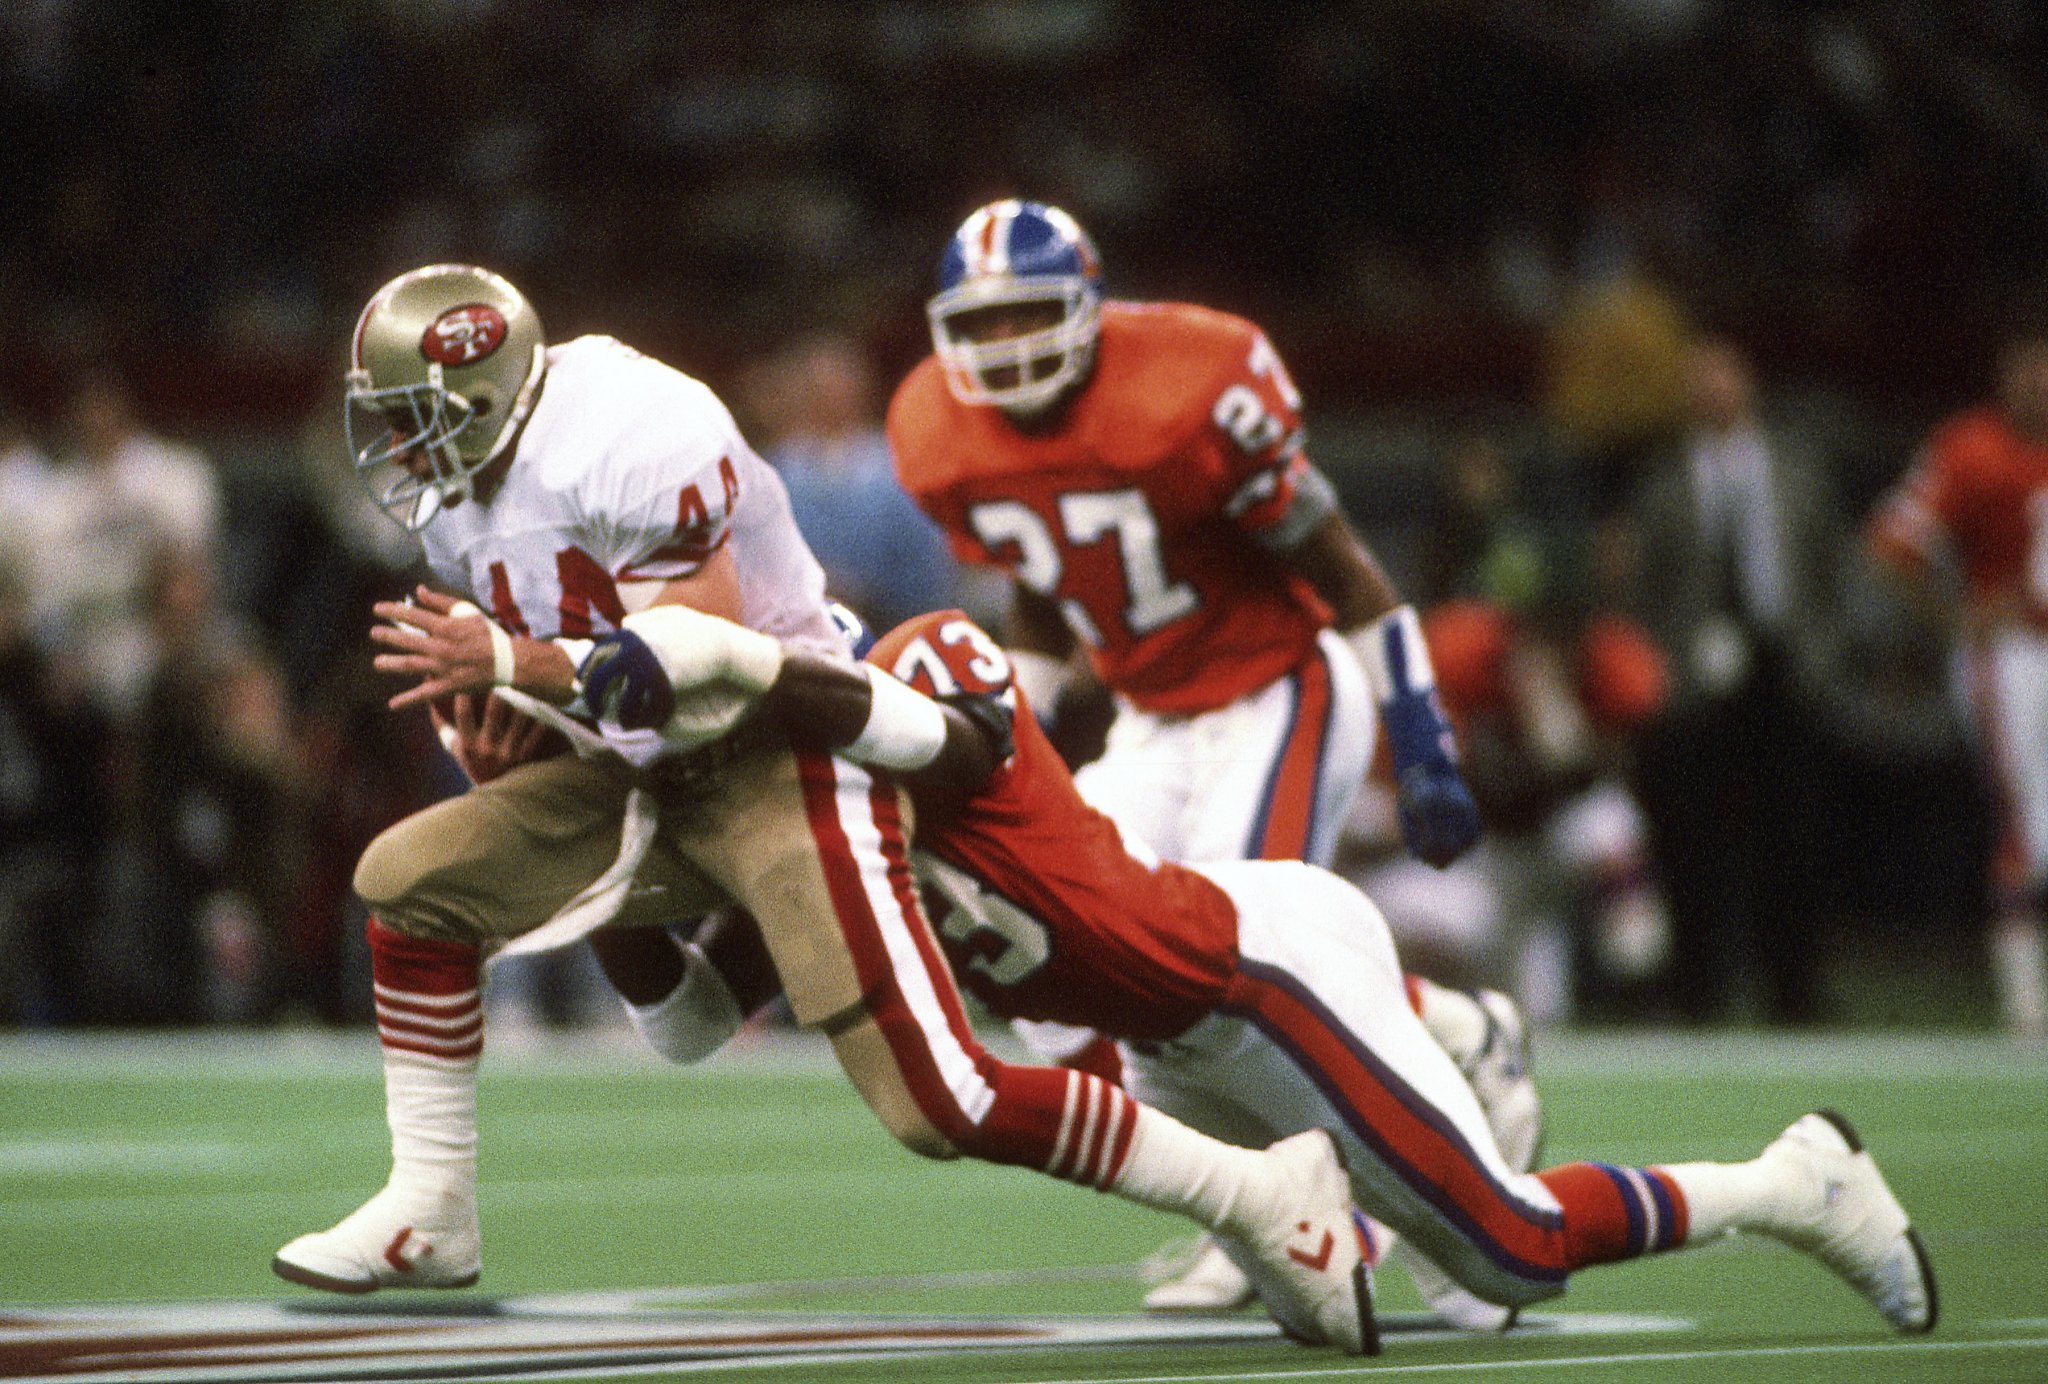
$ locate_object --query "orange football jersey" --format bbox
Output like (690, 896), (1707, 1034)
(1870, 407), (2048, 625)
(869, 611), (1240, 1040)
(888, 301), (1331, 714)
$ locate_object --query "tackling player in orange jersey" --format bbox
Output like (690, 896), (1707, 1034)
(577, 604), (1938, 1341)
(1869, 318), (2048, 1038)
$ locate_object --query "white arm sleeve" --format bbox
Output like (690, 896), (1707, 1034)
(620, 604), (785, 694)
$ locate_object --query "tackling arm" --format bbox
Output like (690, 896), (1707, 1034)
(578, 603), (1013, 803)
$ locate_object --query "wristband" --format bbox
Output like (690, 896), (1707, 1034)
(485, 619), (516, 687)
(1349, 604), (1436, 705)
(847, 666), (949, 770)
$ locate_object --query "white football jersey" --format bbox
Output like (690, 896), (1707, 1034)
(420, 334), (841, 762)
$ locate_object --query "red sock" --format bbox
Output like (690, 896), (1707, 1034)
(1536, 1161), (1690, 1267)
(368, 918), (483, 1062)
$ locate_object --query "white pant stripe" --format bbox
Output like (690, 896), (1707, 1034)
(372, 982), (481, 1010)
(1620, 1165), (1660, 1250)
(829, 759), (997, 1124)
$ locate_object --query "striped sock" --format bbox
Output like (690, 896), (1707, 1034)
(1046, 1068), (1139, 1189)
(1536, 1161), (1690, 1266)
(367, 918), (482, 1182)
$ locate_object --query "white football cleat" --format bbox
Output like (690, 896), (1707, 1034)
(273, 1179), (481, 1294)
(1756, 1111), (1937, 1333)
(1464, 989), (1543, 1172)
(1213, 1129), (1377, 1354)
(1141, 1234), (1255, 1313)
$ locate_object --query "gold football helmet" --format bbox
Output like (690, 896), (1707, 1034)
(346, 263), (546, 529)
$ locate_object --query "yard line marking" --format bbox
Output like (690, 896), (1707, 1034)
(0, 1296), (1689, 1382)
(1001, 1333), (2048, 1383)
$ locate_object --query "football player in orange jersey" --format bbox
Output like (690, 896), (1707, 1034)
(890, 200), (1479, 878)
(575, 601), (1938, 1341)
(889, 199), (1496, 1306)
(1869, 319), (2048, 1038)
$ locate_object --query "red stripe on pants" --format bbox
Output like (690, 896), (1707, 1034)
(1254, 654), (1332, 860)
(1227, 966), (1569, 1275)
(1536, 1163), (1633, 1266)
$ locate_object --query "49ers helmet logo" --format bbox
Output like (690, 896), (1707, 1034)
(422, 304), (508, 366)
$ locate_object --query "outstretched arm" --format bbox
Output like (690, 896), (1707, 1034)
(577, 603), (1013, 806)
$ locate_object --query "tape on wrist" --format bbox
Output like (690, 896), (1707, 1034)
(1349, 604), (1436, 706)
(447, 598), (517, 688)
(485, 618), (516, 687)
(847, 666), (948, 770)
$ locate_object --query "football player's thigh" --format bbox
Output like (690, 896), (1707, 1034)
(1120, 1032), (1281, 1152)
(1073, 708), (1197, 860)
(355, 755), (638, 942)
(659, 744), (894, 1030)
(1184, 639), (1372, 866)
(665, 746), (961, 1153)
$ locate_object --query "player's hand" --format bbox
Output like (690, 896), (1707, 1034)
(1383, 688), (1482, 868)
(579, 630), (675, 731)
(1395, 761), (1482, 868)
(432, 691), (553, 784)
(370, 586), (504, 710)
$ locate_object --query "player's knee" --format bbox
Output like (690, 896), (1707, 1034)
(352, 815), (473, 941)
(875, 1106), (961, 1162)
(828, 1017), (964, 1160)
(353, 817), (429, 914)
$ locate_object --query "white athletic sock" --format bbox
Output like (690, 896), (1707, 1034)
(624, 942), (746, 1064)
(1657, 1157), (1795, 1242)
(367, 923), (484, 1194)
(1110, 1104), (1268, 1231)
(384, 1047), (479, 1188)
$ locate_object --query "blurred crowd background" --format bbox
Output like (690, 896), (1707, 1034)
(1, 0), (2042, 1033)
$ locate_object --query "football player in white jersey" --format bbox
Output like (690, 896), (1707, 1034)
(272, 264), (1374, 1355)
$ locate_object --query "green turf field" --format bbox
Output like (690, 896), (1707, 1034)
(2, 1028), (2043, 1382)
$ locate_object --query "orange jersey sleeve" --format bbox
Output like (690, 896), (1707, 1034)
(868, 611), (1240, 1039)
(1869, 407), (2048, 617)
(886, 303), (1331, 714)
